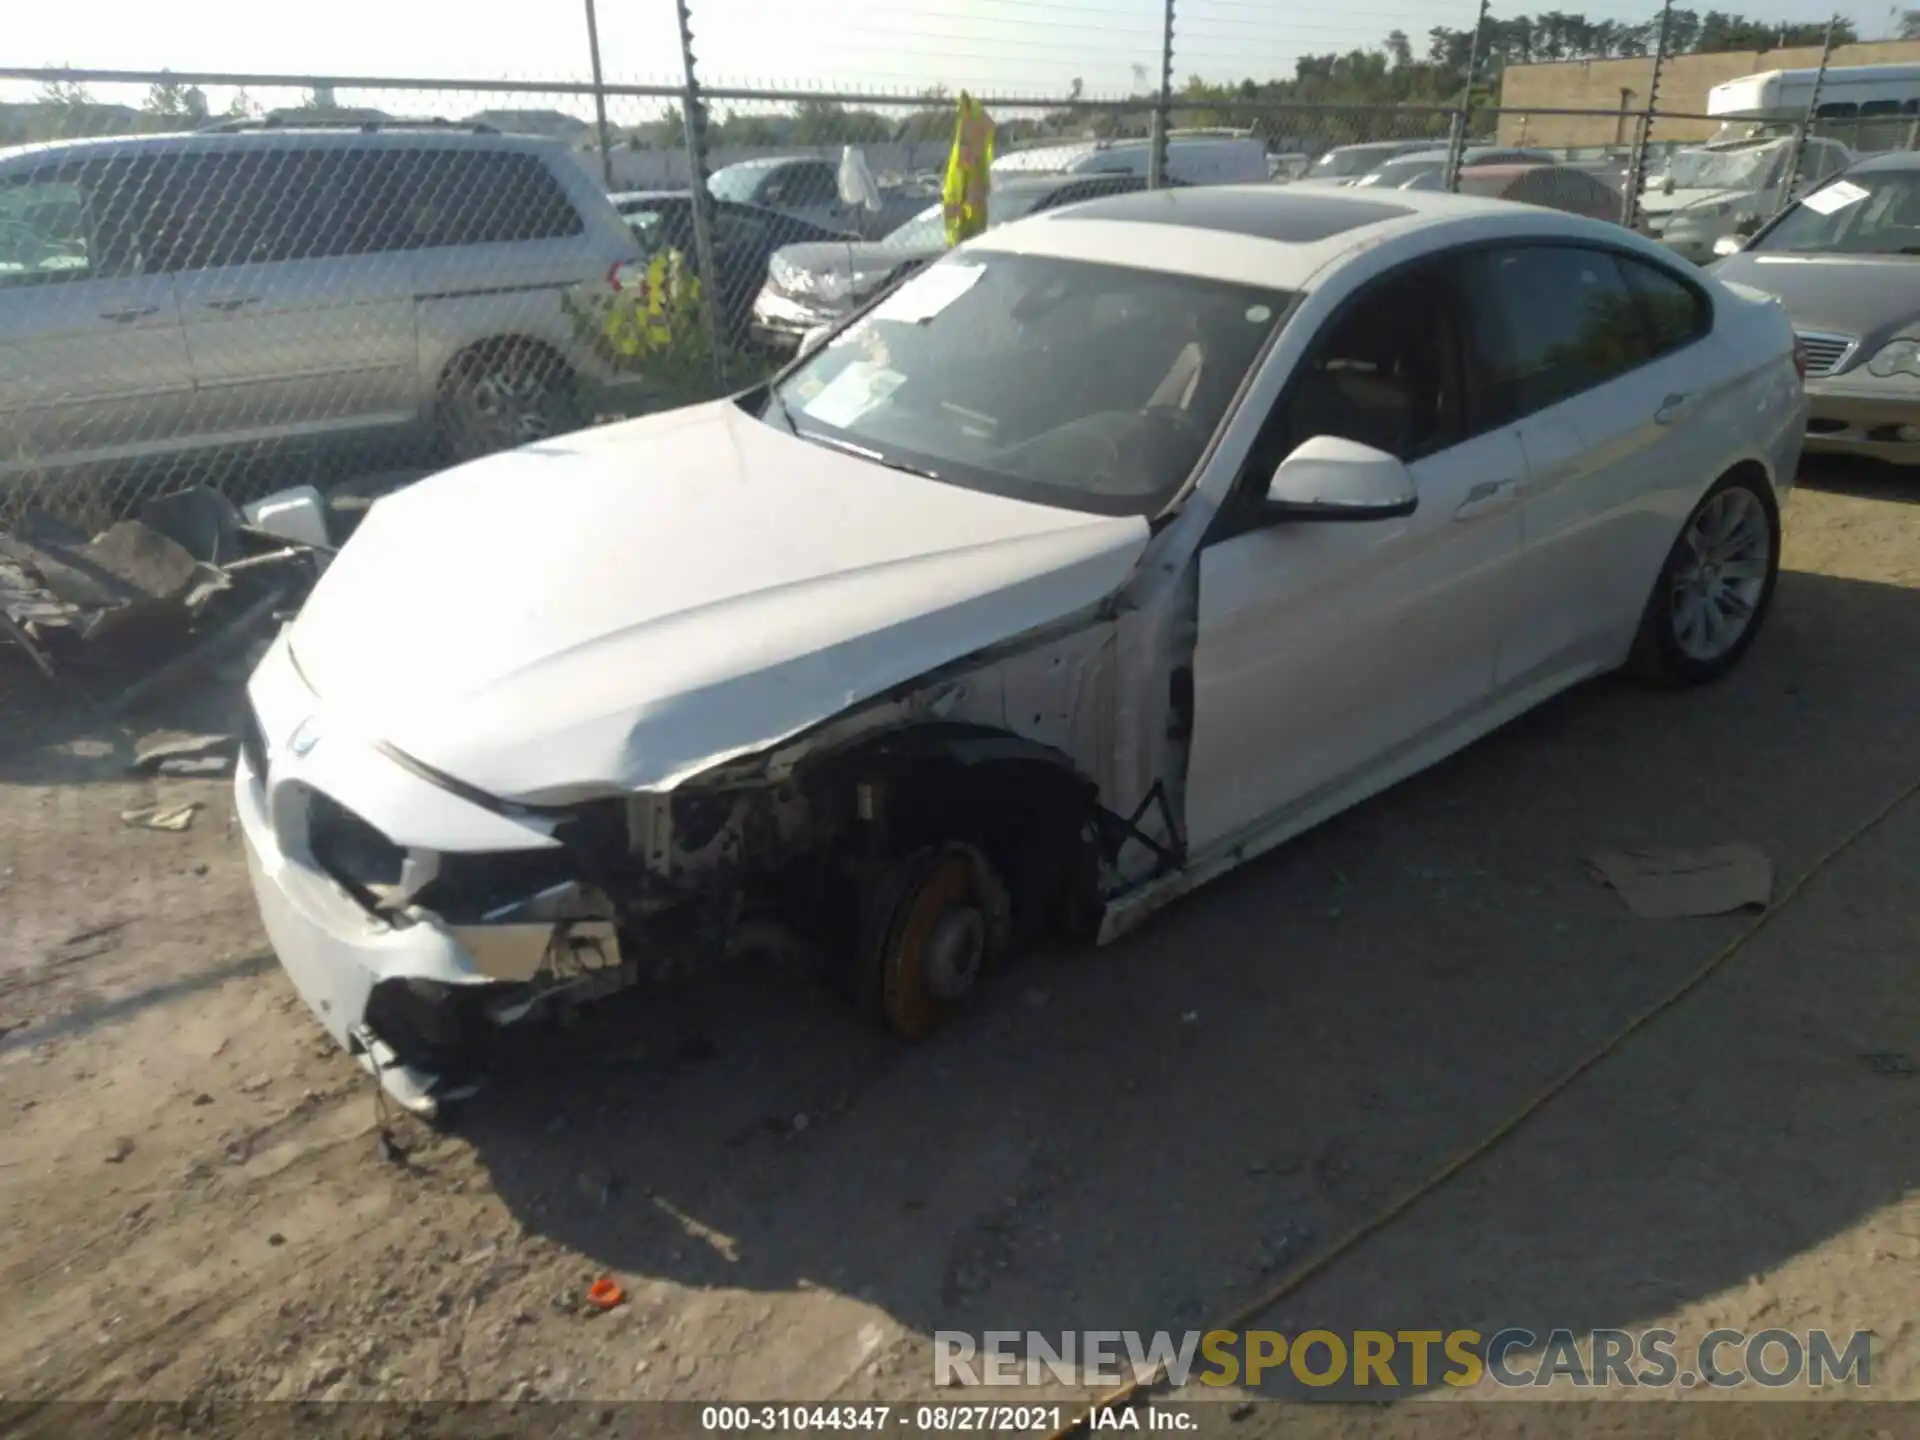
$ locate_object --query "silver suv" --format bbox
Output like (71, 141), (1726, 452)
(0, 121), (652, 491)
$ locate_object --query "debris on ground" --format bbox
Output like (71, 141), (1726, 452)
(120, 802), (203, 833)
(131, 732), (237, 778)
(1588, 843), (1773, 919)
(0, 484), (330, 682)
(586, 1277), (627, 1311)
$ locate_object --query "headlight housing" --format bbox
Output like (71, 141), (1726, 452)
(1868, 338), (1920, 380)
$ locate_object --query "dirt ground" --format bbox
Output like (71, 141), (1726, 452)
(1, 457), (1916, 1419)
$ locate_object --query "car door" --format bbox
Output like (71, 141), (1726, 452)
(167, 146), (419, 445)
(1459, 243), (1720, 691)
(0, 154), (193, 480)
(1183, 256), (1530, 854)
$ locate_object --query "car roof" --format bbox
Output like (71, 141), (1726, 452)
(1847, 148), (1920, 173)
(971, 182), (1599, 290)
(0, 126), (564, 169)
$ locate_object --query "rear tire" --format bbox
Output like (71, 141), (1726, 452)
(1627, 469), (1780, 687)
(438, 343), (580, 464)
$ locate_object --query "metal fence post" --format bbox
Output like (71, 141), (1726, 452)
(1148, 0), (1175, 189)
(1780, 15), (1839, 210)
(1442, 0), (1490, 192)
(1621, 0), (1673, 229)
(582, 0), (614, 189)
(673, 0), (729, 391)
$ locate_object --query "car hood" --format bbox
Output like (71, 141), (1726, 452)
(287, 400), (1149, 803)
(1709, 252), (1920, 354)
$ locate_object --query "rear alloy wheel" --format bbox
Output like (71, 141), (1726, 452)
(856, 844), (1010, 1040)
(439, 346), (578, 463)
(1630, 473), (1779, 686)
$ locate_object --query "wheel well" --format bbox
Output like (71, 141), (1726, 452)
(436, 336), (576, 398)
(806, 724), (1104, 944)
(1721, 458), (1782, 520)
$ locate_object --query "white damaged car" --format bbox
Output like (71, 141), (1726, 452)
(239, 185), (1807, 1114)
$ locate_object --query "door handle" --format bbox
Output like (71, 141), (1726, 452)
(203, 296), (261, 312)
(1453, 476), (1520, 520)
(1654, 392), (1691, 425)
(98, 305), (160, 323)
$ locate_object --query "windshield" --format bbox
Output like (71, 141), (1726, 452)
(765, 252), (1291, 519)
(707, 163), (770, 205)
(1752, 169), (1920, 255)
(1310, 148), (1405, 179)
(1665, 143), (1783, 192)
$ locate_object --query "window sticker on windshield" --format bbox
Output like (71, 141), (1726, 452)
(871, 262), (985, 325)
(1803, 180), (1869, 215)
(800, 360), (905, 428)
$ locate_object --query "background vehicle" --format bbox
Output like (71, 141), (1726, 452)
(1268, 151), (1311, 181)
(1709, 62), (1920, 138)
(1349, 145), (1555, 190)
(750, 171), (1169, 351)
(706, 155), (925, 240)
(246, 183), (1803, 1112)
(1712, 150), (1920, 465)
(1452, 163), (1624, 221)
(0, 122), (650, 489)
(1642, 135), (1854, 262)
(991, 132), (1268, 185)
(611, 190), (853, 349)
(1292, 139), (1447, 186)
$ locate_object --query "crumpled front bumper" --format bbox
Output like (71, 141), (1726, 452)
(237, 630), (572, 1115)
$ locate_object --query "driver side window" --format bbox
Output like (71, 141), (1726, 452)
(1260, 262), (1467, 471)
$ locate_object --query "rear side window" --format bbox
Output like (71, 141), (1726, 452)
(765, 161), (838, 208)
(1618, 255), (1710, 358)
(407, 150), (584, 247)
(0, 163), (125, 287)
(1465, 246), (1660, 419)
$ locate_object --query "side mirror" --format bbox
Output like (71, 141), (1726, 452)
(798, 324), (833, 358)
(1264, 435), (1418, 522)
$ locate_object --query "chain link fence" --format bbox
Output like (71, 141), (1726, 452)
(0, 0), (1889, 526)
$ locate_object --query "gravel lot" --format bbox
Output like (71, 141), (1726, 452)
(1, 456), (1916, 1417)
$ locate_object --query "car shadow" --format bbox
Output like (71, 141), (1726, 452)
(447, 564), (1920, 1394)
(1796, 451), (1920, 505)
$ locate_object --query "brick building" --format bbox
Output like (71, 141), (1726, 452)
(1495, 39), (1920, 147)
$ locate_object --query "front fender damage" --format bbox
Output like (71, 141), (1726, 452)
(279, 578), (1200, 1111)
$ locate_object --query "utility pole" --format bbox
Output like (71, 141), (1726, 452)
(1148, 0), (1176, 188)
(1442, 0), (1490, 192)
(1779, 15), (1840, 210)
(1621, 0), (1674, 229)
(582, 0), (614, 188)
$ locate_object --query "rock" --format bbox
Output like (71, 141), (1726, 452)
(792, 1113), (810, 1132)
(268, 1233), (286, 1247)
(239, 1073), (272, 1094)
(192, 1093), (214, 1106)
(105, 1136), (134, 1164)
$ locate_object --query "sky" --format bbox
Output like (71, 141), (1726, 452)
(5, 0), (1905, 121)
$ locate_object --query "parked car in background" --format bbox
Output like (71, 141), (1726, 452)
(1712, 150), (1920, 464)
(1268, 151), (1311, 181)
(1641, 134), (1854, 262)
(707, 156), (924, 241)
(240, 184), (1802, 1114)
(1350, 145), (1556, 191)
(1452, 163), (1624, 223)
(0, 122), (650, 492)
(1292, 139), (1447, 186)
(992, 132), (1269, 185)
(750, 172), (1172, 352)
(611, 190), (852, 349)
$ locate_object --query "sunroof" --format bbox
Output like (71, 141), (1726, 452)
(1052, 187), (1414, 243)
